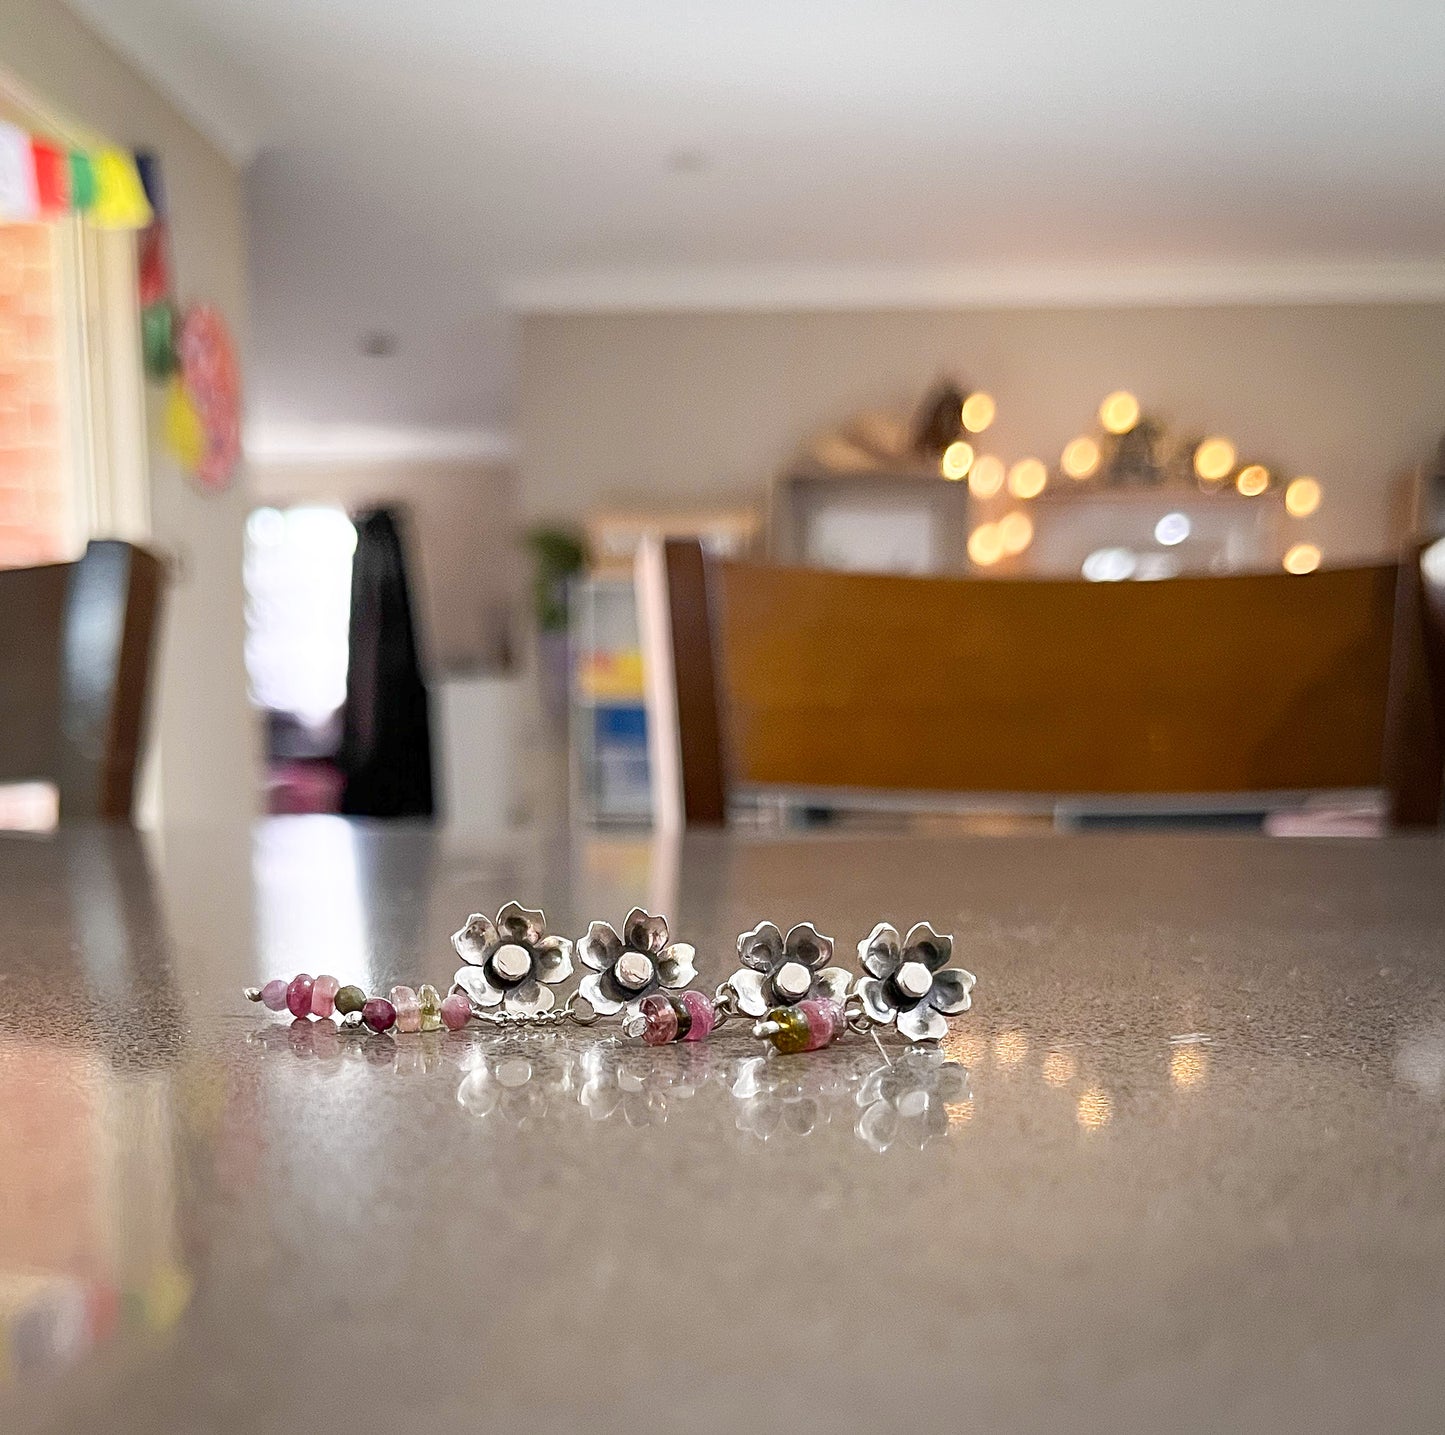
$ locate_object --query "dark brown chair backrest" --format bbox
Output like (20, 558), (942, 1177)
(0, 541), (164, 822)
(643, 538), (1443, 827)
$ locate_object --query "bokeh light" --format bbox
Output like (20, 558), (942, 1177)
(960, 392), (996, 433)
(1285, 476), (1322, 516)
(1170, 1045), (1208, 1088)
(1283, 542), (1321, 575)
(993, 1030), (1029, 1067)
(1042, 1050), (1077, 1087)
(968, 522), (1003, 566)
(1061, 436), (1101, 479)
(940, 440), (974, 480)
(1099, 391), (1140, 434)
(1007, 457), (1047, 499)
(998, 510), (1034, 555)
(1235, 463), (1269, 496)
(969, 454), (1005, 498)
(1194, 437), (1237, 482)
(1154, 512), (1191, 546)
(1076, 1087), (1113, 1129)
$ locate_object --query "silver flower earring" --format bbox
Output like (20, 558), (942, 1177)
(750, 920), (976, 1054)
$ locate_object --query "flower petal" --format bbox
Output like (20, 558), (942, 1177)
(578, 970), (623, 1017)
(858, 922), (902, 979)
(656, 942), (696, 990)
(534, 934), (574, 986)
(620, 997), (652, 1027)
(736, 920), (784, 971)
(624, 907), (670, 956)
(903, 922), (953, 971)
(452, 913), (498, 965)
(496, 902), (546, 945)
(897, 1002), (949, 1043)
(579, 920), (622, 971)
(728, 966), (769, 1017)
(453, 965), (503, 1008)
(813, 966), (852, 1004)
(856, 975), (897, 1024)
(785, 922), (834, 969)
(928, 966), (975, 1015)
(504, 979), (554, 1016)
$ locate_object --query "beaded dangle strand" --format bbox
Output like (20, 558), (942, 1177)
(245, 905), (977, 1053)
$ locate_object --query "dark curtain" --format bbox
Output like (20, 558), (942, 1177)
(339, 507), (435, 818)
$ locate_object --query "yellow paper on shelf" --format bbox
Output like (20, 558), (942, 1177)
(91, 147), (153, 229)
(578, 649), (645, 701)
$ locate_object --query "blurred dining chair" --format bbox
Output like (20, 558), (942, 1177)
(0, 540), (164, 823)
(638, 538), (1444, 829)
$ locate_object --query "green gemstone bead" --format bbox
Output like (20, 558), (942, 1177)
(766, 1005), (812, 1055)
(334, 984), (367, 1016)
(417, 983), (444, 1033)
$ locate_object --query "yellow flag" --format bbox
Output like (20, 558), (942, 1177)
(164, 378), (206, 474)
(92, 147), (153, 229)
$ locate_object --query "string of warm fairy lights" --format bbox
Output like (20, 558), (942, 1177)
(934, 388), (1325, 576)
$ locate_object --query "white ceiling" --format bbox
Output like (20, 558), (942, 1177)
(70, 0), (1445, 450)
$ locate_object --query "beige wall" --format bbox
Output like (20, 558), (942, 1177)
(519, 304), (1445, 561)
(1, 0), (258, 823)
(250, 457), (518, 673)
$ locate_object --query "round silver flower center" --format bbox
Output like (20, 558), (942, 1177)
(615, 951), (655, 991)
(895, 960), (932, 1000)
(773, 960), (812, 1001)
(491, 942), (532, 983)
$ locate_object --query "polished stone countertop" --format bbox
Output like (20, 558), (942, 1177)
(2, 819), (1445, 1433)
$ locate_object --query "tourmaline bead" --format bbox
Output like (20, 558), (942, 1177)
(334, 984), (366, 1016)
(797, 997), (844, 1051)
(310, 975), (341, 1019)
(639, 992), (678, 1046)
(390, 985), (421, 1034)
(417, 984), (444, 1032)
(285, 974), (315, 1019)
(440, 992), (471, 1031)
(761, 998), (842, 1054)
(763, 1004), (811, 1054)
(260, 978), (289, 1012)
(678, 989), (716, 1041)
(362, 997), (396, 1033)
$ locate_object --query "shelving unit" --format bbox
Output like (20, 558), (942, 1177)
(569, 573), (650, 823)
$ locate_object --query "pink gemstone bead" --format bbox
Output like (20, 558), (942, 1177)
(440, 992), (471, 1031)
(639, 993), (678, 1046)
(797, 997), (844, 1051)
(286, 974), (315, 1019)
(310, 975), (341, 1019)
(678, 989), (716, 1041)
(390, 985), (421, 1034)
(362, 997), (396, 1033)
(260, 978), (289, 1012)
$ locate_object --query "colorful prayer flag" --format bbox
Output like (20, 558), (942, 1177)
(30, 139), (70, 214)
(69, 151), (97, 211)
(0, 122), (39, 222)
(92, 147), (153, 229)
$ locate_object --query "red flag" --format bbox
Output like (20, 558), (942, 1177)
(30, 138), (70, 213)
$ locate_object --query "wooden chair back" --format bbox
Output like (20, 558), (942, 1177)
(640, 538), (1443, 827)
(0, 541), (164, 821)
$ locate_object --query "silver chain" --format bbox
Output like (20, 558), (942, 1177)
(711, 980), (741, 1029)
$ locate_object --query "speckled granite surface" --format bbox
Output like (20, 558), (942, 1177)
(2, 820), (1444, 1433)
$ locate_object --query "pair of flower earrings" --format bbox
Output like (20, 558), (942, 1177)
(249, 902), (977, 1055)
